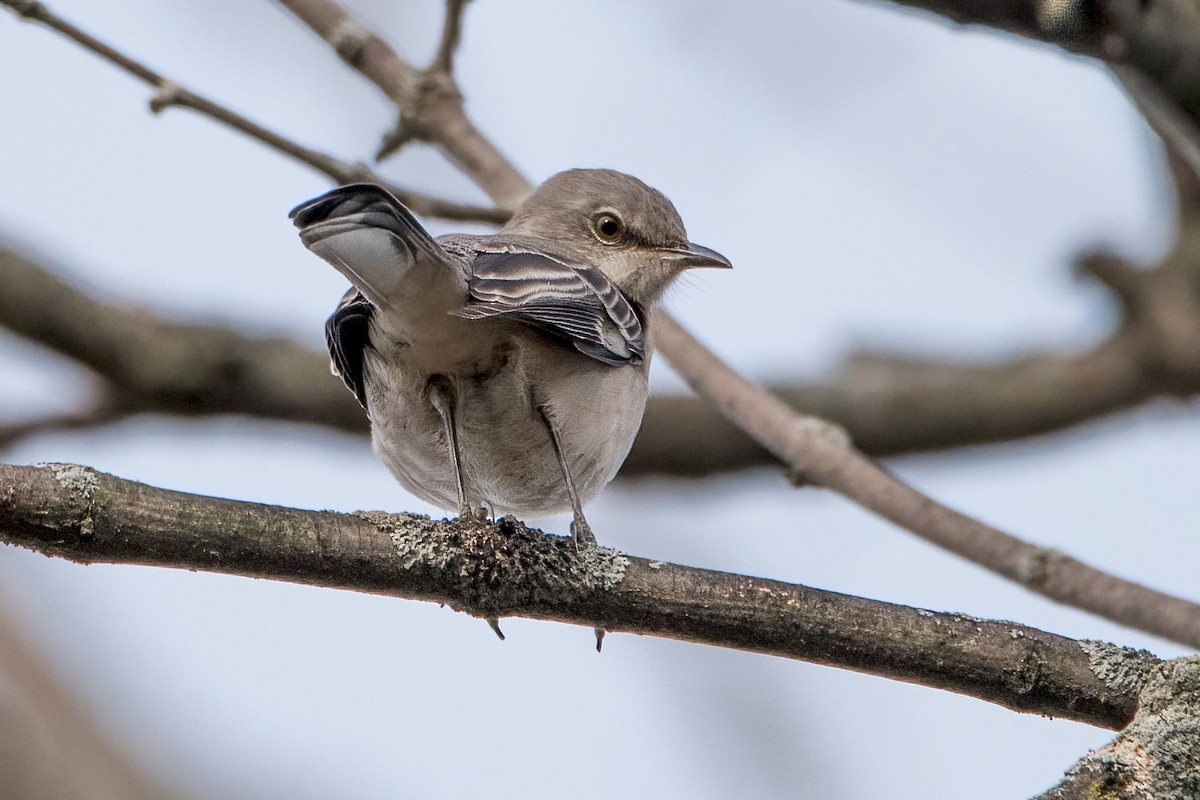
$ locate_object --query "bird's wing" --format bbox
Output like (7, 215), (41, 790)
(325, 287), (374, 409)
(290, 183), (458, 310)
(451, 248), (645, 366)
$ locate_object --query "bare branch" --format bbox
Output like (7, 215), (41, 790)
(432, 0), (469, 76)
(0, 0), (507, 225)
(0, 600), (187, 800)
(10, 242), (1200, 476)
(655, 313), (1200, 649)
(275, 0), (532, 207)
(0, 461), (1156, 731)
(11, 0), (1200, 473)
(1115, 65), (1200, 191)
(634, 234), (1200, 474)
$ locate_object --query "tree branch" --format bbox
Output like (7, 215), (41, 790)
(0, 394), (136, 451)
(0, 247), (362, 431)
(0, 599), (186, 800)
(10, 239), (1200, 476)
(11, 0), (1200, 475)
(883, 0), (1200, 150)
(0, 0), (507, 225)
(1034, 655), (1200, 800)
(432, 0), (469, 76)
(656, 313), (1200, 649)
(0, 461), (1158, 731)
(5, 0), (1198, 652)
(274, 0), (531, 207)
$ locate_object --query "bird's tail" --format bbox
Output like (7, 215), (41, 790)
(289, 184), (456, 310)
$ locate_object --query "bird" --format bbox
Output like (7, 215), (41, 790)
(289, 168), (730, 547)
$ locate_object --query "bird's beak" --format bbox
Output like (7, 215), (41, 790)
(660, 243), (733, 270)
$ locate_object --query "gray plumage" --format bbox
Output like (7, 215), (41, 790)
(290, 168), (730, 545)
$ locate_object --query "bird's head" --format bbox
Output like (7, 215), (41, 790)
(500, 168), (731, 305)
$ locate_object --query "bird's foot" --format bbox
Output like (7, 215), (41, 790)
(570, 517), (597, 550)
(456, 504), (490, 523)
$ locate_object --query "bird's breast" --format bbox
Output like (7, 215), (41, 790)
(364, 328), (649, 516)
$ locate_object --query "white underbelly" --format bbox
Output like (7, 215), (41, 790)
(364, 336), (648, 516)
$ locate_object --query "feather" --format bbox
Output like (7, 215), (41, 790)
(325, 287), (373, 409)
(452, 249), (644, 366)
(291, 184), (452, 309)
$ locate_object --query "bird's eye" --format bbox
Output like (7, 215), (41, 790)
(591, 212), (625, 244)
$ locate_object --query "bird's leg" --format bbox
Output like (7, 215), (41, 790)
(426, 376), (473, 520)
(537, 404), (597, 549)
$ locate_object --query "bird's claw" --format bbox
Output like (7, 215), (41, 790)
(570, 518), (597, 550)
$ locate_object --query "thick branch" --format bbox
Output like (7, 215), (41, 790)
(0, 0), (506, 225)
(656, 314), (1200, 649)
(0, 461), (1155, 731)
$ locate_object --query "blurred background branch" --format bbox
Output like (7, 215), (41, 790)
(10, 236), (1200, 473)
(5, 0), (1200, 475)
(0, 600), (186, 800)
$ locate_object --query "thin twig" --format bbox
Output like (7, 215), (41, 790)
(432, 0), (469, 75)
(0, 461), (1154, 731)
(1115, 65), (1200, 192)
(0, 0), (508, 225)
(0, 397), (132, 451)
(276, 0), (532, 207)
(655, 314), (1200, 649)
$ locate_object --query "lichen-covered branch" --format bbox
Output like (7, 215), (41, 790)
(6, 0), (1200, 652)
(0, 461), (1157, 731)
(1035, 654), (1200, 800)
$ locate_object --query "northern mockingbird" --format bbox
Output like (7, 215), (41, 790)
(290, 168), (730, 546)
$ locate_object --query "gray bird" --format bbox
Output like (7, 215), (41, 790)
(290, 168), (730, 546)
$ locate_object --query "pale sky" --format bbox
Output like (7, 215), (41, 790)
(0, 2), (1194, 798)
